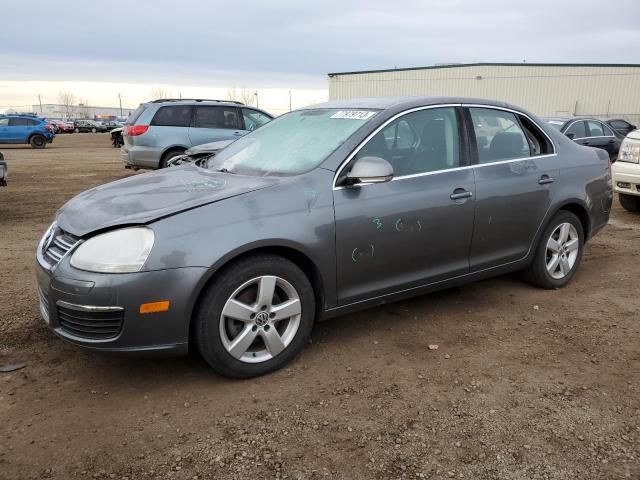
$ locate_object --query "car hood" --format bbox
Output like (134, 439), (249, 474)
(185, 139), (234, 156)
(56, 165), (278, 237)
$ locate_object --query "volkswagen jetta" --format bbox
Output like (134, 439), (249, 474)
(36, 97), (612, 378)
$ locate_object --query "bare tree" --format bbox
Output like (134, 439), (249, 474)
(58, 91), (76, 119)
(225, 87), (255, 105)
(225, 87), (240, 102)
(239, 88), (255, 106)
(150, 87), (174, 101)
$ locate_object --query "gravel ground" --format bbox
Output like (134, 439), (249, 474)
(0, 134), (639, 480)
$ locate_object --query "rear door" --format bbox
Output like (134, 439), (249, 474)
(144, 105), (193, 148)
(466, 106), (559, 270)
(8, 117), (37, 142)
(582, 120), (618, 159)
(189, 106), (244, 146)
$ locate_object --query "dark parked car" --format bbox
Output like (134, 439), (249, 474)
(104, 121), (124, 132)
(602, 118), (636, 137)
(0, 151), (6, 186)
(74, 120), (107, 133)
(36, 97), (612, 378)
(545, 117), (622, 161)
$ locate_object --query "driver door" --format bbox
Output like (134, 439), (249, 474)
(333, 106), (476, 305)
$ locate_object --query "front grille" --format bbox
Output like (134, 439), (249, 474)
(38, 287), (50, 324)
(57, 304), (124, 340)
(42, 228), (79, 269)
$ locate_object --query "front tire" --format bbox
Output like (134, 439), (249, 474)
(523, 211), (584, 289)
(159, 150), (185, 168)
(30, 135), (46, 149)
(195, 255), (315, 378)
(619, 193), (640, 212)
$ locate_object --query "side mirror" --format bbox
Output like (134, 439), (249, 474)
(345, 156), (393, 185)
(565, 132), (576, 140)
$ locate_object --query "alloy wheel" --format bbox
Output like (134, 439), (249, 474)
(545, 222), (579, 279)
(219, 276), (302, 363)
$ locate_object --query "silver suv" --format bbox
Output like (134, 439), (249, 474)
(121, 99), (273, 169)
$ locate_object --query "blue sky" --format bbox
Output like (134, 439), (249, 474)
(1, 0), (639, 110)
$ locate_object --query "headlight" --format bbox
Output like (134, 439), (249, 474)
(70, 227), (154, 273)
(618, 138), (640, 163)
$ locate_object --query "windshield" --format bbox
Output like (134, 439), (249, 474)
(206, 108), (378, 176)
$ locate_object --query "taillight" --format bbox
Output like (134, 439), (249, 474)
(126, 125), (149, 136)
(45, 124), (53, 132)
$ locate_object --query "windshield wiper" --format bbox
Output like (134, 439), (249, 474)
(216, 167), (235, 174)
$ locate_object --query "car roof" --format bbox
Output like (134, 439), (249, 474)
(302, 96), (518, 111)
(544, 116), (605, 124)
(598, 117), (629, 122)
(145, 99), (245, 107)
(0, 114), (44, 120)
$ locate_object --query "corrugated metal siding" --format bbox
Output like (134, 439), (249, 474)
(329, 65), (640, 124)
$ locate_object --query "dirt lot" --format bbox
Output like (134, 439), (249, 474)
(0, 134), (638, 480)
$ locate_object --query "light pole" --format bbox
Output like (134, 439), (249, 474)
(289, 90), (292, 112)
(254, 91), (259, 108)
(117, 93), (123, 120)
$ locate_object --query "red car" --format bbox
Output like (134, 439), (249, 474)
(47, 119), (74, 134)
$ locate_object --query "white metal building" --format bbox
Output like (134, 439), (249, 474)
(328, 63), (640, 124)
(31, 103), (135, 121)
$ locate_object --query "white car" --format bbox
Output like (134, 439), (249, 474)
(612, 129), (640, 212)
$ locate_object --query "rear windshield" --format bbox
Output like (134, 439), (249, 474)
(207, 108), (378, 176)
(126, 104), (148, 125)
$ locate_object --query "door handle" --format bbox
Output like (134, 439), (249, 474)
(608, 139), (615, 144)
(232, 131), (244, 136)
(450, 189), (473, 200)
(582, 140), (590, 145)
(538, 175), (554, 185)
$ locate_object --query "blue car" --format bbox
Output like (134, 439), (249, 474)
(0, 114), (55, 148)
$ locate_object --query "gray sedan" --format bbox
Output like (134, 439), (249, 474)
(36, 97), (612, 378)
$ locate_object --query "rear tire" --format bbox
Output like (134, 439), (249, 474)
(74, 128), (79, 133)
(523, 211), (584, 289)
(30, 135), (46, 149)
(91, 127), (97, 133)
(159, 149), (185, 168)
(195, 255), (315, 378)
(619, 193), (640, 212)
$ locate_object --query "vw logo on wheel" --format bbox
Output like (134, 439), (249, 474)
(254, 311), (269, 327)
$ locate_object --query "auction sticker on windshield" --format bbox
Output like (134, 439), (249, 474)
(330, 110), (377, 120)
